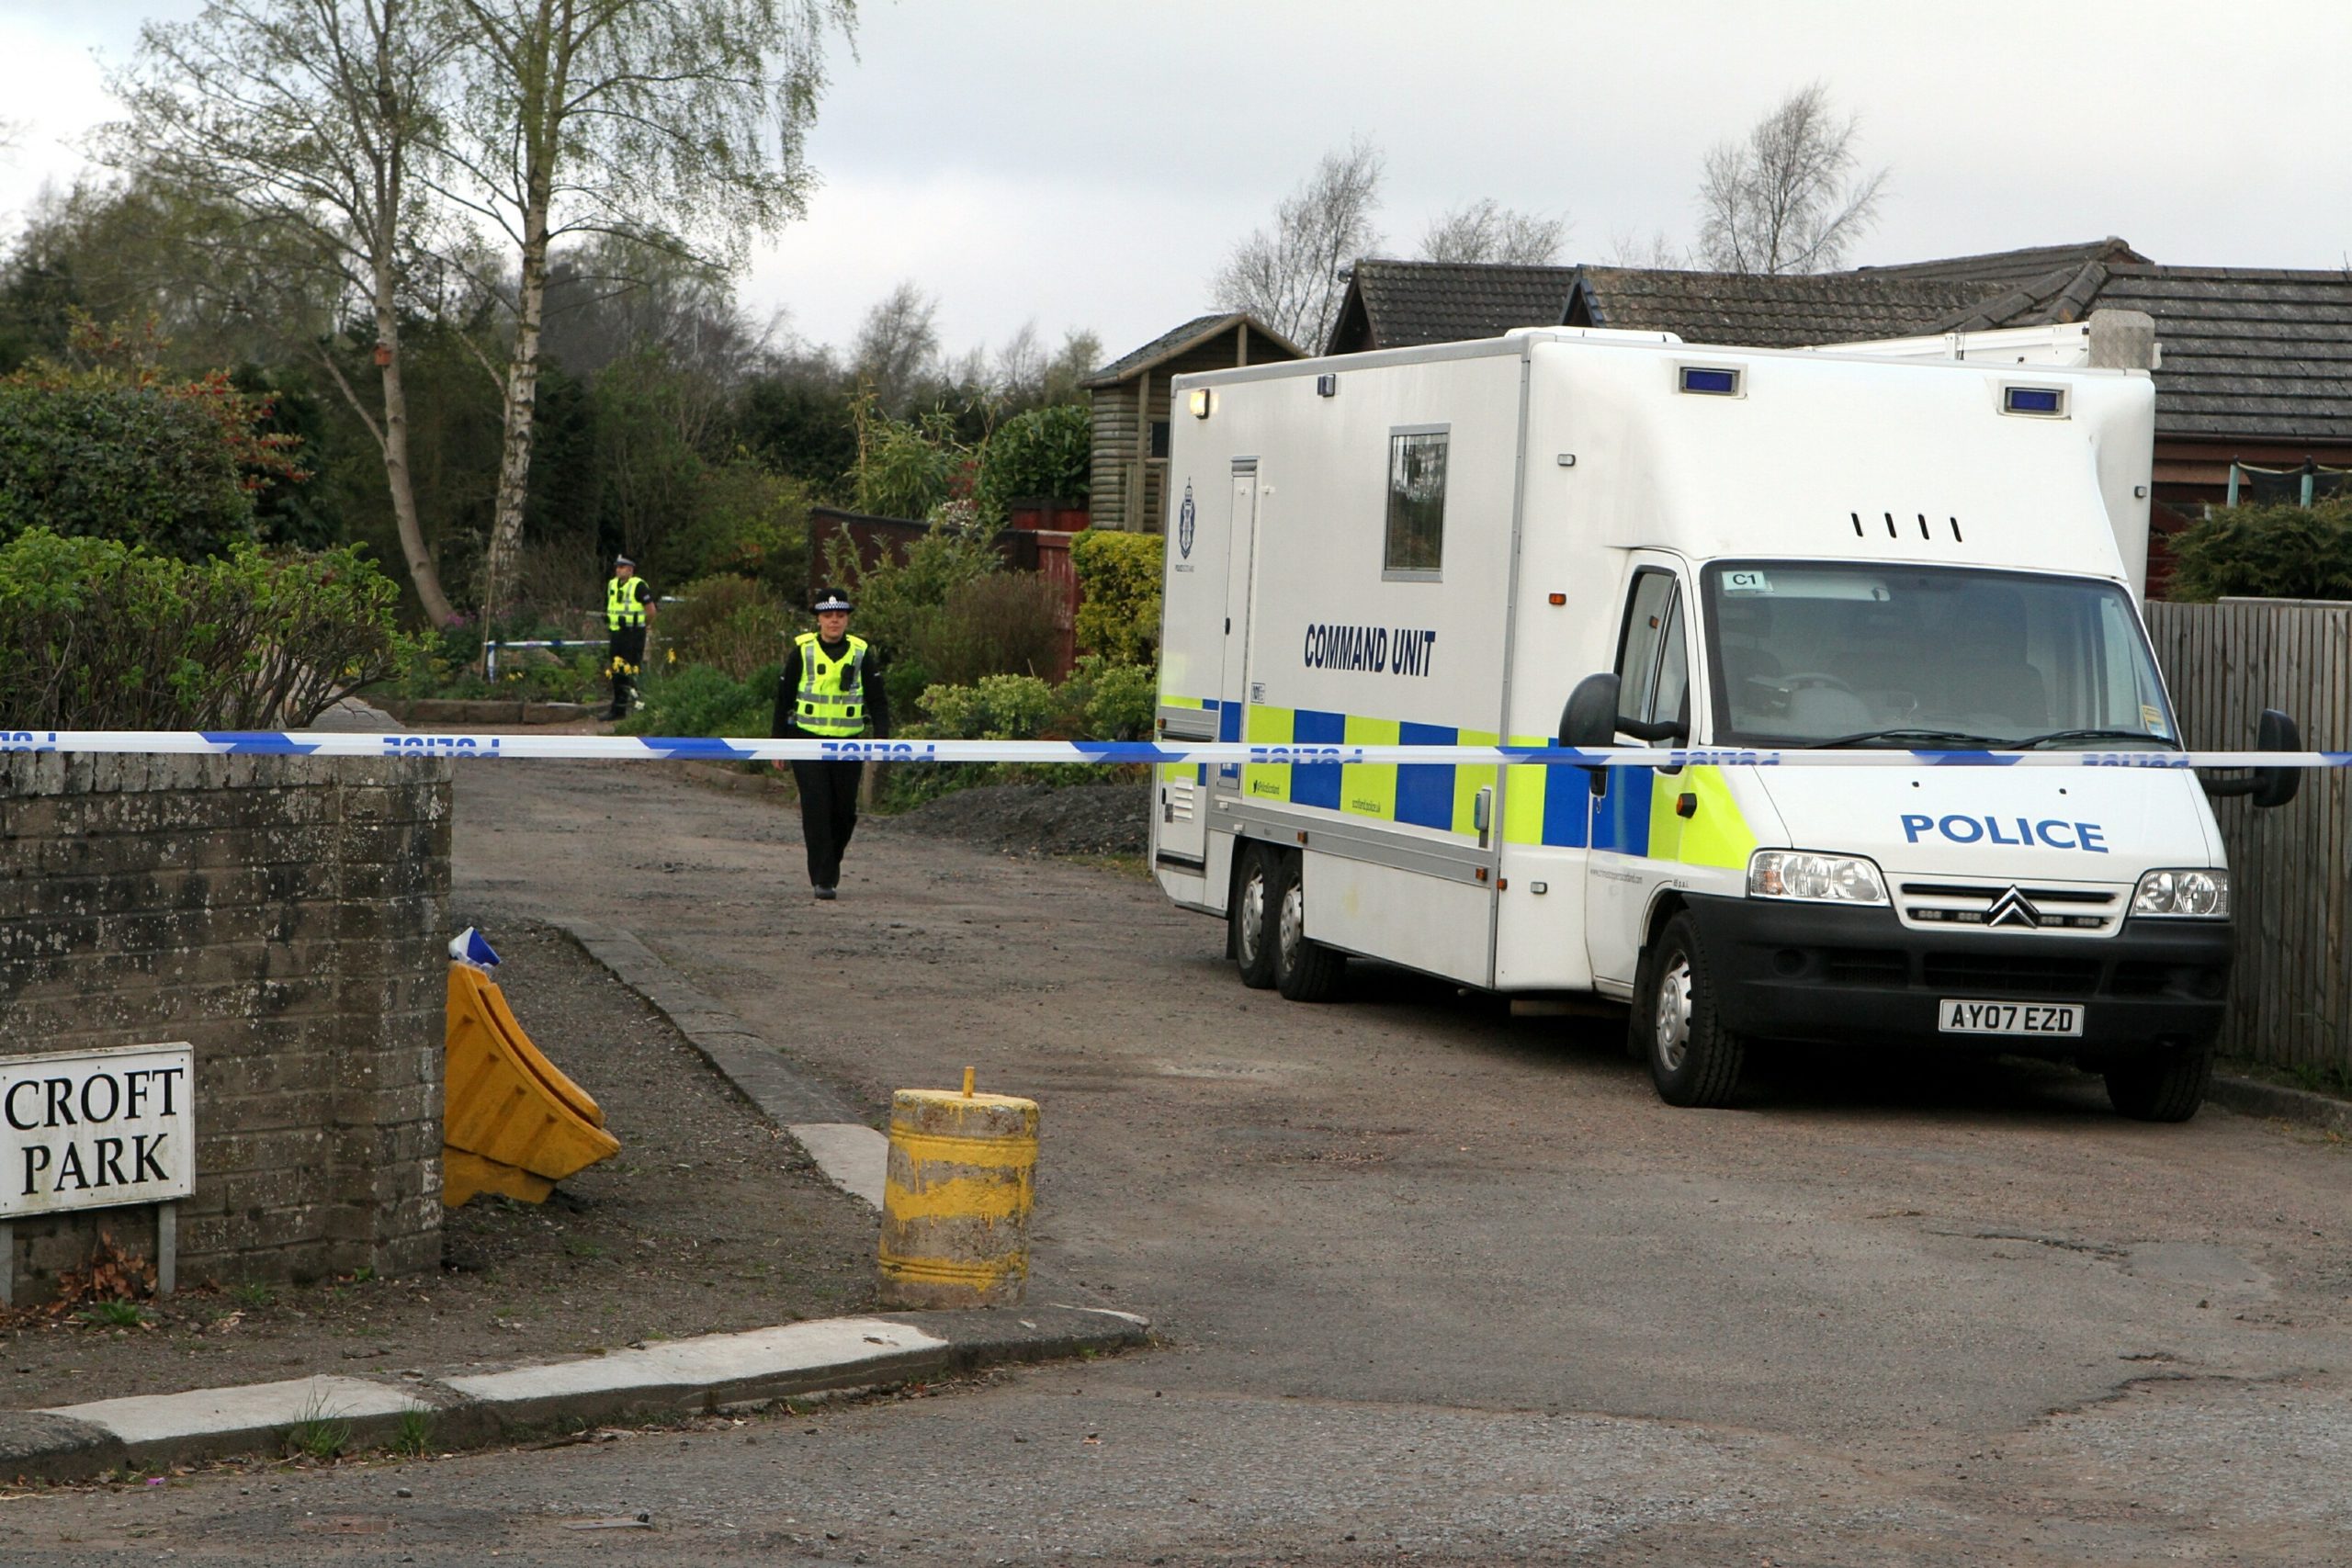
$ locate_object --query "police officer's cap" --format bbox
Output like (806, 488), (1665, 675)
(812, 587), (854, 613)
(614, 554), (635, 569)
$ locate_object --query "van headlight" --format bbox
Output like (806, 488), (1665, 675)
(1747, 851), (1888, 905)
(2132, 868), (2230, 919)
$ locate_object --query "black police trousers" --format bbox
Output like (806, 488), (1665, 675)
(790, 758), (863, 890)
(607, 625), (648, 716)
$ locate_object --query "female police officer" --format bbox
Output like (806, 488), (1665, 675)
(771, 587), (890, 898)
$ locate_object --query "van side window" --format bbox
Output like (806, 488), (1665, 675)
(1652, 594), (1690, 728)
(1616, 569), (1682, 726)
(1384, 427), (1448, 578)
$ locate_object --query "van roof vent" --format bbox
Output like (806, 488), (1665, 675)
(1849, 511), (1963, 544)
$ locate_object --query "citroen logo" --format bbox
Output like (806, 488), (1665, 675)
(1985, 886), (2042, 930)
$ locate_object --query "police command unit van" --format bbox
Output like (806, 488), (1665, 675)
(1148, 327), (2297, 1120)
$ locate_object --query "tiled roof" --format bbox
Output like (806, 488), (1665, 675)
(1329, 260), (1579, 353)
(1570, 267), (1996, 349)
(1085, 312), (1301, 388)
(1953, 265), (2352, 446)
(1854, 237), (2147, 288)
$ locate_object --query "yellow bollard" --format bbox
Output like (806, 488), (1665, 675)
(876, 1070), (1037, 1309)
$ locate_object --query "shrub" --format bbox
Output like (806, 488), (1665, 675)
(827, 526), (1004, 716)
(880, 657), (1156, 810)
(0, 379), (256, 558)
(2166, 498), (2352, 601)
(921, 672), (1058, 739)
(1082, 660), (1158, 740)
(0, 318), (306, 560)
(664, 574), (794, 682)
(0, 527), (402, 728)
(917, 571), (1067, 687)
(1072, 529), (1163, 665)
(618, 660), (779, 739)
(974, 403), (1091, 526)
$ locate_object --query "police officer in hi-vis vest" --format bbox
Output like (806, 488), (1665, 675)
(771, 586), (890, 899)
(605, 555), (653, 718)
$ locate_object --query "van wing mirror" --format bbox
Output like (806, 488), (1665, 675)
(1559, 673), (1622, 749)
(2201, 707), (2301, 808)
(2255, 708), (2301, 809)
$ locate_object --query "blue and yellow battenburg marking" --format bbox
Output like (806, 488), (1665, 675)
(1201, 700), (1758, 865)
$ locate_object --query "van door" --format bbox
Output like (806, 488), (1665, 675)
(1211, 462), (1261, 800)
(1586, 559), (1692, 988)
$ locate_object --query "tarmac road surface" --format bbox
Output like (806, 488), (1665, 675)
(11, 758), (2347, 1565)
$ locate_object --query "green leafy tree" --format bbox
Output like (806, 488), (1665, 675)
(974, 403), (1090, 526)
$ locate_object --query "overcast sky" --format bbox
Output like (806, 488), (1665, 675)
(5, 0), (2348, 367)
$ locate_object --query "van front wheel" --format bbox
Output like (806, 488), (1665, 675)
(1637, 913), (1746, 1108)
(2103, 1045), (2213, 1122)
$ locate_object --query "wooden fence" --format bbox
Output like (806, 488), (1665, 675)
(2145, 599), (2352, 1075)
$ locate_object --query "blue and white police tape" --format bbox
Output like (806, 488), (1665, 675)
(3, 729), (2347, 770)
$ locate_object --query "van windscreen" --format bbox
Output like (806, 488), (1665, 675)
(1702, 562), (2177, 749)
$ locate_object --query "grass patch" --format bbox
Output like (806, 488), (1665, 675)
(390, 1409), (435, 1458)
(76, 1299), (151, 1329)
(284, 1395), (353, 1463)
(229, 1282), (277, 1310)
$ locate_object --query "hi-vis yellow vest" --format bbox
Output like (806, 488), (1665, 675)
(606, 575), (649, 629)
(793, 632), (868, 737)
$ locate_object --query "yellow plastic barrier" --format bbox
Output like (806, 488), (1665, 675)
(877, 1068), (1037, 1308)
(443, 964), (619, 1206)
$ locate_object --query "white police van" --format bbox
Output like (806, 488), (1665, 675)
(1148, 327), (2298, 1119)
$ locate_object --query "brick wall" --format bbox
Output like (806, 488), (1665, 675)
(0, 752), (451, 1301)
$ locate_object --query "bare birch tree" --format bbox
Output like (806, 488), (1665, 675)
(1211, 136), (1384, 353)
(1418, 198), (1566, 265)
(429, 0), (854, 628)
(1695, 83), (1888, 275)
(850, 281), (940, 413)
(107, 0), (468, 624)
(1607, 227), (1691, 270)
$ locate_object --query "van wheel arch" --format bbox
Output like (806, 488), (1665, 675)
(1642, 891), (1689, 956)
(1624, 894), (1690, 1060)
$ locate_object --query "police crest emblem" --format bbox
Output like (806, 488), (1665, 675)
(1178, 482), (1195, 558)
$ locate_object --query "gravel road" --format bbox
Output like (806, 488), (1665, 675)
(9, 759), (2346, 1566)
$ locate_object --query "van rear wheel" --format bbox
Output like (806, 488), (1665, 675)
(1272, 852), (1346, 1002)
(1231, 844), (1277, 989)
(2103, 1045), (2213, 1122)
(1637, 913), (1746, 1108)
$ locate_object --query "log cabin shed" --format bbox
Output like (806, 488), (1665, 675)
(1085, 313), (1303, 531)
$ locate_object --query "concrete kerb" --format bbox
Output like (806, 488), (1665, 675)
(0, 1305), (1148, 1483)
(2207, 1073), (2351, 1135)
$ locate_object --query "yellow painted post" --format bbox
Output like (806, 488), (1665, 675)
(876, 1075), (1037, 1309)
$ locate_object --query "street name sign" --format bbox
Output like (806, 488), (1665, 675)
(0, 1043), (195, 1216)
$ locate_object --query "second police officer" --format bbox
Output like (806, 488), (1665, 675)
(771, 586), (890, 899)
(605, 555), (652, 719)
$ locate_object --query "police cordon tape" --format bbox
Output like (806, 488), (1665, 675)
(5, 729), (2349, 770)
